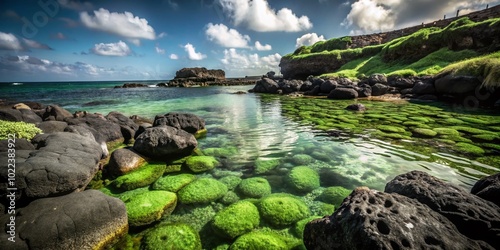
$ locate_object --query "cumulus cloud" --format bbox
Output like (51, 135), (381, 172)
(255, 41), (272, 51)
(221, 48), (281, 76)
(91, 41), (132, 56)
(219, 0), (312, 32)
(170, 54), (179, 60)
(295, 33), (326, 48)
(206, 23), (250, 48)
(155, 44), (165, 55)
(80, 8), (156, 41)
(22, 38), (53, 50)
(184, 43), (206, 60)
(0, 32), (23, 50)
(343, 0), (499, 34)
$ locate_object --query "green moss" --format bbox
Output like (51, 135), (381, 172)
(318, 186), (352, 206)
(412, 128), (438, 138)
(112, 163), (165, 191)
(0, 120), (42, 140)
(409, 117), (433, 123)
(433, 128), (460, 136)
(203, 147), (238, 158)
(442, 118), (466, 125)
(376, 125), (407, 133)
(142, 223), (201, 250)
(165, 156), (190, 174)
(439, 134), (473, 143)
(254, 159), (280, 174)
(229, 231), (287, 250)
(194, 128), (208, 139)
(452, 126), (496, 135)
(258, 193), (310, 227)
(212, 201), (260, 239)
(184, 156), (220, 173)
(221, 191), (240, 205)
(287, 166), (320, 193)
(481, 143), (500, 151)
(473, 134), (499, 141)
(293, 216), (322, 239)
(290, 154), (315, 165)
(178, 178), (228, 204)
(455, 142), (485, 156)
(372, 130), (412, 140)
(219, 176), (242, 190)
(317, 203), (335, 216)
(403, 121), (430, 128)
(152, 173), (196, 192)
(237, 177), (272, 198)
(123, 190), (177, 227)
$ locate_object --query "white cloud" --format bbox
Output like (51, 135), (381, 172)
(158, 32), (167, 38)
(342, 0), (396, 33)
(221, 48), (281, 76)
(219, 0), (313, 32)
(170, 54), (179, 60)
(255, 41), (272, 51)
(184, 43), (206, 60)
(166, 0), (179, 10)
(0, 32), (23, 50)
(91, 41), (132, 56)
(22, 38), (53, 50)
(295, 33), (325, 48)
(206, 23), (250, 48)
(155, 45), (165, 55)
(80, 8), (156, 41)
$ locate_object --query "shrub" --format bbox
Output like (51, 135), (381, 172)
(0, 120), (42, 140)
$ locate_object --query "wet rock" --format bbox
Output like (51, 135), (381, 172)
(385, 170), (500, 249)
(412, 81), (436, 95)
(346, 103), (366, 111)
(0, 190), (128, 250)
(133, 126), (197, 159)
(300, 81), (313, 91)
(304, 85), (321, 96)
(107, 148), (147, 176)
(304, 187), (493, 250)
(252, 78), (279, 94)
(327, 88), (358, 99)
(42, 105), (72, 121)
(435, 75), (481, 95)
(135, 123), (153, 139)
(471, 172), (500, 207)
(356, 84), (372, 97)
(37, 121), (68, 133)
(417, 94), (438, 101)
(368, 74), (387, 85)
(106, 111), (139, 143)
(390, 77), (414, 89)
(371, 83), (389, 96)
(153, 112), (205, 134)
(320, 80), (337, 94)
(65, 114), (123, 143)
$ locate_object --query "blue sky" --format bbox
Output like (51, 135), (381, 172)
(0, 0), (498, 82)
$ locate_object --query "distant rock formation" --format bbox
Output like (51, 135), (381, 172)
(168, 67), (257, 87)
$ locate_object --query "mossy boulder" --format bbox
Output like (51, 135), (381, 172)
(142, 223), (201, 250)
(219, 176), (242, 190)
(433, 127), (460, 136)
(112, 163), (166, 191)
(317, 186), (352, 206)
(165, 156), (190, 173)
(258, 193), (310, 227)
(203, 147), (238, 158)
(178, 178), (228, 204)
(184, 156), (220, 173)
(293, 216), (322, 239)
(412, 128), (437, 137)
(212, 201), (260, 239)
(376, 125), (407, 133)
(221, 191), (240, 205)
(286, 166), (320, 193)
(237, 177), (272, 198)
(455, 142), (485, 156)
(123, 190), (177, 227)
(254, 159), (280, 174)
(152, 173), (196, 192)
(229, 231), (287, 250)
(290, 154), (314, 165)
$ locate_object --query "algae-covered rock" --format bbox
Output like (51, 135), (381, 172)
(113, 163), (166, 191)
(142, 223), (201, 250)
(219, 176), (242, 190)
(185, 156), (220, 173)
(203, 147), (238, 158)
(455, 142), (485, 156)
(376, 125), (407, 133)
(254, 159), (280, 174)
(433, 127), (460, 136)
(294, 216), (323, 239)
(178, 178), (228, 204)
(287, 166), (320, 193)
(318, 186), (352, 206)
(152, 173), (196, 192)
(237, 177), (272, 198)
(258, 193), (310, 226)
(229, 231), (287, 250)
(221, 191), (240, 205)
(290, 154), (314, 165)
(165, 156), (190, 173)
(412, 128), (437, 137)
(212, 201), (260, 239)
(123, 190), (177, 227)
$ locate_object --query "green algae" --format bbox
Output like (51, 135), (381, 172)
(290, 154), (315, 165)
(376, 125), (407, 133)
(258, 193), (310, 227)
(254, 159), (281, 174)
(317, 186), (352, 207)
(455, 142), (486, 156)
(152, 173), (196, 192)
(142, 223), (201, 250)
(229, 231), (288, 250)
(412, 128), (438, 137)
(185, 156), (220, 173)
(293, 216), (323, 239)
(219, 176), (242, 190)
(123, 190), (177, 227)
(287, 166), (320, 193)
(178, 178), (228, 204)
(203, 147), (238, 158)
(237, 177), (272, 198)
(113, 163), (165, 191)
(212, 201), (260, 239)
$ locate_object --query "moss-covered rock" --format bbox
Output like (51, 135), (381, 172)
(112, 163), (165, 191)
(287, 166), (320, 193)
(194, 128), (208, 139)
(293, 216), (322, 239)
(317, 186), (352, 206)
(229, 231), (287, 250)
(412, 128), (438, 137)
(123, 190), (177, 227)
(254, 159), (280, 174)
(203, 147), (238, 158)
(221, 191), (240, 205)
(237, 177), (272, 198)
(219, 176), (242, 190)
(376, 125), (407, 133)
(178, 178), (228, 204)
(290, 154), (315, 165)
(403, 121), (430, 128)
(212, 201), (260, 239)
(433, 127), (460, 136)
(258, 193), (310, 227)
(152, 173), (196, 192)
(473, 134), (499, 141)
(165, 156), (190, 173)
(455, 142), (485, 156)
(452, 126), (496, 135)
(142, 223), (201, 250)
(184, 156), (220, 173)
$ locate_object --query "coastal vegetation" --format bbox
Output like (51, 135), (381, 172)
(0, 120), (42, 140)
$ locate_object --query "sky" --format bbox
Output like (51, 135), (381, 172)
(0, 0), (499, 82)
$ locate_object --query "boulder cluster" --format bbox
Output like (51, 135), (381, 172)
(304, 170), (500, 250)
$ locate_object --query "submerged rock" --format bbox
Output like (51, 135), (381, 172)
(123, 190), (177, 227)
(258, 193), (310, 227)
(133, 126), (197, 159)
(345, 103), (366, 111)
(142, 223), (201, 250)
(107, 148), (147, 176)
(212, 201), (260, 239)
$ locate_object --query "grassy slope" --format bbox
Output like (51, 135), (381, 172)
(285, 17), (500, 86)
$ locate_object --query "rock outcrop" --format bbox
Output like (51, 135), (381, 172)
(153, 112), (206, 134)
(471, 172), (500, 207)
(133, 126), (197, 159)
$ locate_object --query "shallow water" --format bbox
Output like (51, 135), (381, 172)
(1, 81), (499, 248)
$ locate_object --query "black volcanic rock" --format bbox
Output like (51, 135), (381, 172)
(153, 112), (205, 134)
(471, 172), (500, 207)
(133, 126), (197, 159)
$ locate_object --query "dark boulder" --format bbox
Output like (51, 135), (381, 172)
(0, 132), (103, 200)
(390, 77), (414, 89)
(279, 79), (303, 94)
(304, 85), (321, 96)
(304, 187), (493, 250)
(300, 81), (313, 91)
(412, 81), (436, 95)
(371, 83), (389, 96)
(0, 190), (128, 249)
(434, 75), (481, 95)
(471, 173), (500, 207)
(327, 88), (358, 100)
(385, 170), (500, 249)
(42, 105), (73, 121)
(106, 111), (139, 143)
(153, 112), (205, 134)
(346, 103), (366, 111)
(64, 124), (109, 158)
(252, 78), (279, 94)
(37, 121), (68, 134)
(368, 74), (387, 85)
(0, 138), (34, 152)
(320, 80), (337, 94)
(135, 123), (153, 139)
(133, 126), (197, 159)
(356, 84), (372, 97)
(107, 148), (147, 176)
(0, 108), (42, 123)
(65, 114), (123, 143)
